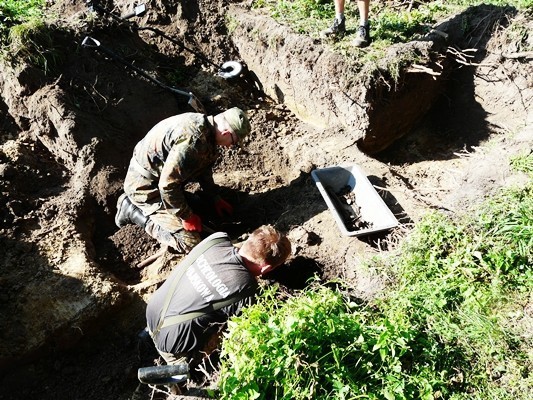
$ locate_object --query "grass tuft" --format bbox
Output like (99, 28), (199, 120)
(510, 152), (533, 175)
(0, 0), (60, 72)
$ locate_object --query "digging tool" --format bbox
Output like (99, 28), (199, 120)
(138, 364), (189, 385)
(85, 0), (244, 80)
(121, 3), (146, 19)
(137, 246), (168, 269)
(81, 36), (205, 113)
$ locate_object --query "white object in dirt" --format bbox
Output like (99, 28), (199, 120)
(311, 165), (399, 237)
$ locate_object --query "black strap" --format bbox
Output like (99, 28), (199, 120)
(160, 287), (254, 328)
(152, 233), (227, 337)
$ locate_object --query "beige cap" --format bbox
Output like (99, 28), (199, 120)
(223, 107), (251, 143)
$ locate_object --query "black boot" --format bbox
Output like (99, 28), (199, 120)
(352, 23), (370, 48)
(115, 193), (148, 228)
(321, 16), (346, 38)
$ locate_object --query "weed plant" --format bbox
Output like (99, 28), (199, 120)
(220, 284), (437, 399)
(219, 181), (532, 399)
(381, 182), (532, 397)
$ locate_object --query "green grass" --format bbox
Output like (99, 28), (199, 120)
(219, 179), (532, 399)
(0, 0), (59, 72)
(7, 18), (58, 71)
(0, 0), (46, 42)
(380, 183), (532, 398)
(510, 152), (533, 175)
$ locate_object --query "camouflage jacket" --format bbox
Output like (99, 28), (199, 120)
(130, 112), (218, 218)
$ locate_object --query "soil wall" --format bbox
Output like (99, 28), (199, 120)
(227, 5), (453, 153)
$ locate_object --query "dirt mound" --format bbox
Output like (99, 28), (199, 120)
(0, 0), (531, 399)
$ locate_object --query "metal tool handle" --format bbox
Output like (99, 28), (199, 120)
(86, 0), (243, 80)
(138, 364), (189, 384)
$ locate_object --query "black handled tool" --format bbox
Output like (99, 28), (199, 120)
(138, 364), (189, 385)
(86, 0), (243, 80)
(81, 36), (205, 113)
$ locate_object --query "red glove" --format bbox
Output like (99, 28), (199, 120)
(182, 213), (202, 232)
(214, 198), (233, 217)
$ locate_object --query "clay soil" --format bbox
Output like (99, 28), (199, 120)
(0, 1), (531, 399)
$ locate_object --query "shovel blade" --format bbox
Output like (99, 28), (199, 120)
(81, 36), (100, 48)
(188, 94), (206, 114)
(122, 3), (147, 19)
(134, 4), (146, 15)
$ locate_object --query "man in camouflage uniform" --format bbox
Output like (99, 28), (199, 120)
(115, 107), (251, 253)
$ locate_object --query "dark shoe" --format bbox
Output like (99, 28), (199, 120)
(352, 24), (370, 48)
(115, 193), (148, 228)
(115, 193), (130, 227)
(137, 326), (151, 341)
(321, 16), (346, 38)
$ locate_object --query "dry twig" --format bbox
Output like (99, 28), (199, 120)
(447, 46), (494, 67)
(406, 63), (441, 77)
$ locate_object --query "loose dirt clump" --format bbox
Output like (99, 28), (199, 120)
(0, 1), (531, 399)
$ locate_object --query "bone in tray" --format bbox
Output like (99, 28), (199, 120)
(324, 185), (372, 231)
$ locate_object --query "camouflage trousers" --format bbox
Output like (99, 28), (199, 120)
(123, 163), (201, 253)
(155, 348), (188, 366)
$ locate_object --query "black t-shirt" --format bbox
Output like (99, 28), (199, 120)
(146, 233), (258, 354)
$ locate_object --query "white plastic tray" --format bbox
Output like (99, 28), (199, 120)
(311, 165), (398, 237)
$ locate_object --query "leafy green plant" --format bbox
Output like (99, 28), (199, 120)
(219, 284), (447, 400)
(371, 7), (435, 46)
(269, 0), (333, 21)
(225, 14), (239, 35)
(381, 182), (532, 397)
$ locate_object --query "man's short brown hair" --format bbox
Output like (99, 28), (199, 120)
(242, 225), (291, 268)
